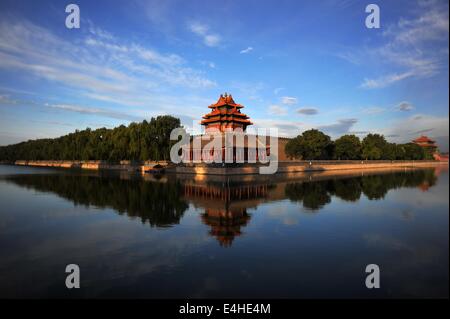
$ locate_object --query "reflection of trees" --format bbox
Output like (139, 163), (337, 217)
(4, 168), (438, 227)
(285, 169), (438, 210)
(5, 174), (188, 227)
(403, 169), (437, 188)
(285, 181), (331, 210)
(329, 178), (362, 202)
(361, 169), (437, 200)
(361, 175), (388, 200)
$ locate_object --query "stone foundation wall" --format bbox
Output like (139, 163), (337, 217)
(11, 159), (447, 175)
(13, 160), (169, 173)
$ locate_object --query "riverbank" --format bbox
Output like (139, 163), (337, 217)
(176, 160), (447, 175)
(6, 159), (448, 175)
(13, 160), (169, 173)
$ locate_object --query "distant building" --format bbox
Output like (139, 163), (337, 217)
(412, 135), (448, 161)
(412, 135), (438, 151)
(433, 153), (449, 162)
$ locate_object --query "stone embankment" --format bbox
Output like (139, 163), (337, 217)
(13, 160), (169, 173)
(176, 160), (447, 175)
(9, 159), (447, 175)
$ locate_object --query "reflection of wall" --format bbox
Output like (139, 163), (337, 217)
(183, 183), (270, 201)
(433, 164), (448, 177)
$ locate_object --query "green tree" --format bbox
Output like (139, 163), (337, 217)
(285, 129), (333, 160)
(361, 134), (387, 160)
(285, 136), (303, 159)
(394, 143), (406, 160)
(423, 146), (436, 160)
(0, 116), (182, 162)
(402, 143), (425, 160)
(334, 134), (361, 159)
(384, 143), (398, 160)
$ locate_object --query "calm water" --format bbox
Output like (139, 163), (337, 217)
(0, 164), (448, 298)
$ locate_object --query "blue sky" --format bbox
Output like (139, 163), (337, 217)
(0, 0), (448, 150)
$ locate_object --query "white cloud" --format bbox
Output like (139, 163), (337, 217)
(132, 45), (184, 66)
(2, 19), (216, 90)
(0, 19), (216, 93)
(240, 47), (253, 54)
(273, 87), (284, 95)
(230, 81), (265, 101)
(383, 4), (449, 46)
(281, 96), (297, 105)
(0, 94), (17, 105)
(139, 0), (173, 33)
(189, 22), (208, 35)
(49, 103), (140, 121)
(188, 22), (221, 47)
(318, 118), (358, 135)
(349, 1), (449, 89)
(381, 114), (449, 151)
(88, 24), (115, 41)
(297, 107), (318, 115)
(396, 101), (414, 111)
(360, 72), (414, 89)
(200, 61), (216, 68)
(0, 18), (219, 132)
(252, 118), (302, 137)
(268, 104), (287, 115)
(204, 34), (220, 47)
(361, 107), (386, 115)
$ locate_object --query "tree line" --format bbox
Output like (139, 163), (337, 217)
(285, 129), (435, 160)
(0, 121), (436, 162)
(0, 116), (181, 162)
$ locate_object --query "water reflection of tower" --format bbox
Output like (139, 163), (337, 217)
(418, 167), (441, 192)
(433, 164), (448, 178)
(183, 183), (270, 247)
(201, 208), (250, 247)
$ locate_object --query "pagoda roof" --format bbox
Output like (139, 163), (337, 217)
(208, 93), (244, 108)
(413, 135), (436, 143)
(201, 93), (253, 128)
(202, 109), (249, 118)
(201, 117), (252, 124)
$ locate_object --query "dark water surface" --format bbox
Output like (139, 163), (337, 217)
(0, 164), (448, 298)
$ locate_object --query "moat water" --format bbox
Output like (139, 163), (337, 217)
(0, 164), (448, 298)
